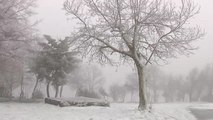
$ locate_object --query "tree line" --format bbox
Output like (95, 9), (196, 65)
(109, 64), (213, 103)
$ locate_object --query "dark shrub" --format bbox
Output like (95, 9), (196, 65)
(0, 86), (10, 97)
(32, 90), (44, 99)
(76, 88), (100, 99)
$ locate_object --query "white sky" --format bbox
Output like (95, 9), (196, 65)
(33, 0), (213, 85)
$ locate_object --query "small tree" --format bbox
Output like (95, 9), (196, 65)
(64, 0), (204, 110)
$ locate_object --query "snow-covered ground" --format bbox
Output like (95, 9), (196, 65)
(0, 102), (196, 120)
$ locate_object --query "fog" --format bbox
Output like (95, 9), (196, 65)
(1, 0), (213, 119)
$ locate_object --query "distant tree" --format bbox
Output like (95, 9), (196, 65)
(175, 76), (187, 102)
(29, 35), (79, 98)
(109, 84), (126, 102)
(202, 65), (213, 100)
(194, 64), (213, 102)
(99, 88), (108, 100)
(144, 66), (162, 103)
(76, 88), (100, 99)
(163, 76), (177, 102)
(0, 59), (23, 99)
(125, 73), (138, 102)
(69, 64), (105, 93)
(186, 67), (199, 102)
(64, 0), (204, 110)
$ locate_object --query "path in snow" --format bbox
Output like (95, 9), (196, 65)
(190, 108), (213, 120)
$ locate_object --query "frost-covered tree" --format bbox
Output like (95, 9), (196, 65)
(0, 0), (37, 99)
(64, 0), (204, 110)
(0, 0), (37, 60)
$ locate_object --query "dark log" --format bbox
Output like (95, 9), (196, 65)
(44, 97), (110, 107)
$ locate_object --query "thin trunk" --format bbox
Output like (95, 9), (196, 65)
(60, 85), (63, 98)
(131, 90), (134, 102)
(122, 94), (126, 103)
(75, 88), (79, 97)
(189, 92), (192, 102)
(19, 74), (24, 102)
(55, 85), (59, 98)
(32, 77), (39, 98)
(189, 86), (193, 102)
(208, 86), (212, 96)
(46, 81), (51, 98)
(136, 64), (147, 110)
(10, 86), (12, 100)
(9, 79), (13, 100)
(153, 89), (157, 103)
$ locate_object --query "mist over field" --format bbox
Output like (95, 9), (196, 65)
(0, 0), (213, 120)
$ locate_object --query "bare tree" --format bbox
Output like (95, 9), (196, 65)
(69, 64), (105, 93)
(0, 0), (37, 59)
(64, 0), (204, 110)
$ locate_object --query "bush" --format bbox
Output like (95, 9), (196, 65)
(202, 94), (213, 102)
(32, 90), (44, 99)
(76, 88), (100, 99)
(0, 86), (10, 98)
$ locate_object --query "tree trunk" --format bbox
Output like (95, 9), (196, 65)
(153, 89), (157, 103)
(189, 92), (192, 102)
(189, 86), (193, 102)
(46, 81), (51, 98)
(60, 86), (63, 98)
(32, 77), (39, 98)
(9, 86), (13, 100)
(55, 85), (59, 98)
(131, 90), (134, 102)
(19, 74), (24, 102)
(136, 64), (147, 110)
(75, 88), (79, 97)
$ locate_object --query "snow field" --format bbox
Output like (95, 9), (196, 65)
(0, 103), (196, 120)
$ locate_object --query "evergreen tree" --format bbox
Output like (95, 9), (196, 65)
(29, 35), (79, 98)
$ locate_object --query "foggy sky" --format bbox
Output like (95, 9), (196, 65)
(33, 0), (213, 85)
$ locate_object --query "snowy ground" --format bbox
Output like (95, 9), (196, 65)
(0, 102), (197, 120)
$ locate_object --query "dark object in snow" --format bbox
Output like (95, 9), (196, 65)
(44, 97), (110, 107)
(190, 108), (213, 120)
